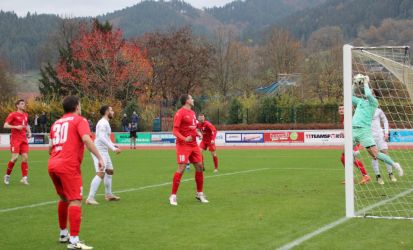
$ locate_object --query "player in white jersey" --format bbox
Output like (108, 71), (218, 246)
(371, 107), (403, 184)
(86, 105), (121, 205)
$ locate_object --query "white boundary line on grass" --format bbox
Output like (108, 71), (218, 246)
(0, 201), (58, 213)
(0, 168), (270, 213)
(277, 188), (413, 250)
(0, 167), (342, 213)
(107, 168), (270, 194)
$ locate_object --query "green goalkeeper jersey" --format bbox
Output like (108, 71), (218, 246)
(352, 84), (378, 128)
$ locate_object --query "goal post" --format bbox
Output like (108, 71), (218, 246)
(343, 44), (413, 220)
(343, 44), (355, 218)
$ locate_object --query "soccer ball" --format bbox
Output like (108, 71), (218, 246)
(353, 74), (369, 85)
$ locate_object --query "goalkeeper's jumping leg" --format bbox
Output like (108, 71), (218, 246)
(366, 146), (403, 177)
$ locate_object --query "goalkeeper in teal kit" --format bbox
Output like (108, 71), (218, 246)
(352, 74), (404, 177)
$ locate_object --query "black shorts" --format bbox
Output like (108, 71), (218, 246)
(130, 131), (137, 138)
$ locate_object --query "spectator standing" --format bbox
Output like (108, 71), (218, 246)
(121, 114), (129, 132)
(40, 112), (48, 133)
(33, 114), (39, 133)
(131, 111), (139, 124)
(129, 122), (138, 149)
(129, 112), (139, 149)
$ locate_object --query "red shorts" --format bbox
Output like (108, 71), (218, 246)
(199, 141), (216, 152)
(49, 170), (83, 201)
(176, 145), (203, 164)
(10, 140), (29, 154)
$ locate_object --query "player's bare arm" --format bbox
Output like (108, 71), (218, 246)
(26, 123), (32, 138)
(4, 122), (24, 130)
(211, 125), (217, 145)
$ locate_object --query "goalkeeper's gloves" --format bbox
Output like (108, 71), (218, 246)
(363, 75), (370, 85)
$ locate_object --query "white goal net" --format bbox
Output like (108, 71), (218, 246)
(344, 45), (413, 219)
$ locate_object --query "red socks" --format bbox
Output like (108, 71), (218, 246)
(21, 162), (28, 177)
(341, 153), (368, 176)
(5, 161), (28, 177)
(195, 171), (204, 193)
(340, 153), (345, 166)
(354, 159), (367, 176)
(68, 206), (81, 237)
(6, 161), (15, 175)
(171, 172), (182, 195)
(172, 171), (204, 194)
(58, 201), (69, 230)
(213, 156), (218, 169)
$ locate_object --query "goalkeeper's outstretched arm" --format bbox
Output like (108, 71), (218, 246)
(362, 78), (379, 106)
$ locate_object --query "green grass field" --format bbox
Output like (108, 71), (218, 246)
(1, 148), (413, 249)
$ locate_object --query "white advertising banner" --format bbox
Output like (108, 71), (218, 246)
(215, 132), (225, 144)
(0, 134), (10, 146)
(225, 133), (242, 142)
(304, 130), (345, 145)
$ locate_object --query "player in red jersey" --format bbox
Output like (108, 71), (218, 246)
(48, 96), (104, 250)
(3, 99), (31, 185)
(169, 94), (209, 206)
(197, 114), (219, 173)
(338, 105), (370, 184)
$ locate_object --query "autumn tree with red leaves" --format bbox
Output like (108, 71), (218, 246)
(41, 20), (152, 104)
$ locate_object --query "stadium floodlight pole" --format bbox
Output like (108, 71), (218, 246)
(343, 44), (355, 217)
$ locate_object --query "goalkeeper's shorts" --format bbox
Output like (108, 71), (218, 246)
(353, 127), (376, 148)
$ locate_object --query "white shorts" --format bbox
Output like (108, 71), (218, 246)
(373, 133), (388, 151)
(91, 151), (113, 172)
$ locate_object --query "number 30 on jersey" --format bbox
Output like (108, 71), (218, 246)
(52, 122), (69, 145)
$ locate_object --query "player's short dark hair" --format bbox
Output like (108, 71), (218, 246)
(15, 99), (24, 107)
(100, 105), (110, 116)
(179, 94), (190, 106)
(198, 113), (205, 117)
(62, 96), (80, 113)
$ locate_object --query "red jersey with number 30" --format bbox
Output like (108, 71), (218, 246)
(48, 114), (91, 173)
(197, 121), (217, 143)
(5, 111), (29, 142)
(173, 108), (198, 147)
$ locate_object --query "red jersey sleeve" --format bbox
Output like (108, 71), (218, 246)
(77, 117), (91, 138)
(5, 113), (15, 124)
(206, 122), (217, 140)
(173, 111), (182, 129)
(173, 110), (188, 141)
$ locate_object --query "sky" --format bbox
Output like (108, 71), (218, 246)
(0, 0), (235, 17)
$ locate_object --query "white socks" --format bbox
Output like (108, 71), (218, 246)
(372, 159), (394, 176)
(386, 164), (393, 174)
(70, 236), (79, 244)
(60, 228), (68, 236)
(372, 159), (380, 176)
(88, 175), (102, 199)
(104, 174), (113, 195)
